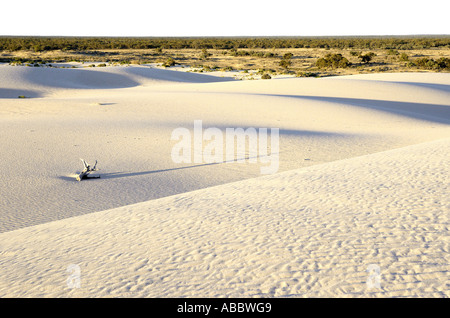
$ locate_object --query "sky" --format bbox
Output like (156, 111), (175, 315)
(1, 0), (448, 37)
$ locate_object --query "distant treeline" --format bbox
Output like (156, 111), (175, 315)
(1, 36), (450, 52)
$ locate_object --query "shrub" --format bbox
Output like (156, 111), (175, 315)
(200, 48), (211, 60)
(264, 52), (276, 58)
(436, 57), (450, 69)
(414, 57), (450, 70)
(359, 52), (376, 64)
(162, 57), (176, 67)
(202, 65), (214, 72)
(221, 66), (234, 71)
(283, 52), (293, 60)
(398, 53), (409, 61)
(279, 52), (293, 69)
(415, 58), (435, 69)
(279, 59), (291, 69)
(316, 53), (351, 69)
(261, 73), (271, 79)
(386, 49), (399, 55)
(33, 44), (44, 52)
(296, 71), (318, 77)
(228, 49), (250, 57)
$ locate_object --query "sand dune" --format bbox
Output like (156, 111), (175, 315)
(0, 64), (234, 97)
(0, 64), (449, 297)
(0, 137), (448, 297)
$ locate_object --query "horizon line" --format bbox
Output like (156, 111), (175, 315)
(1, 34), (449, 38)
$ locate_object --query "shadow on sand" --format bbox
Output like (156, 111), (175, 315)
(0, 88), (42, 99)
(57, 126), (356, 182)
(260, 94), (450, 125)
(91, 153), (275, 180)
(59, 152), (281, 182)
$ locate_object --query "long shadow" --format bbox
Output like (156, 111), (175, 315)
(101, 164), (215, 180)
(100, 130), (354, 180)
(393, 81), (450, 93)
(123, 66), (236, 83)
(100, 153), (277, 180)
(57, 163), (221, 181)
(21, 67), (140, 89)
(57, 152), (276, 181)
(16, 65), (234, 93)
(260, 94), (450, 125)
(60, 128), (356, 182)
(200, 126), (356, 138)
(0, 88), (42, 99)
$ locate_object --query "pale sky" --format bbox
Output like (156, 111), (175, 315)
(1, 0), (448, 36)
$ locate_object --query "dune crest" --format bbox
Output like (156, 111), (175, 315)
(0, 64), (234, 98)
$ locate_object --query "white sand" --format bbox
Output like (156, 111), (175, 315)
(0, 64), (449, 297)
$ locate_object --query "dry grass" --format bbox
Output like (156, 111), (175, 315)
(2, 47), (449, 77)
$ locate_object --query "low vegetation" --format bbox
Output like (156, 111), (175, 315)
(316, 53), (351, 69)
(279, 52), (293, 69)
(162, 57), (176, 67)
(413, 57), (450, 70)
(1, 36), (449, 51)
(358, 52), (376, 64)
(1, 36), (449, 77)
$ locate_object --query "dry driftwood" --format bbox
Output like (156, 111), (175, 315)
(76, 159), (100, 181)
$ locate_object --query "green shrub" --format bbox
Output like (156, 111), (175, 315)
(415, 58), (435, 69)
(279, 59), (291, 69)
(162, 57), (176, 67)
(279, 52), (293, 69)
(359, 52), (376, 64)
(296, 71), (318, 77)
(414, 57), (450, 70)
(398, 53), (409, 61)
(386, 49), (399, 55)
(436, 57), (450, 69)
(261, 73), (271, 79)
(283, 52), (293, 60)
(264, 52), (276, 58)
(200, 48), (211, 60)
(316, 53), (351, 69)
(221, 66), (234, 71)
